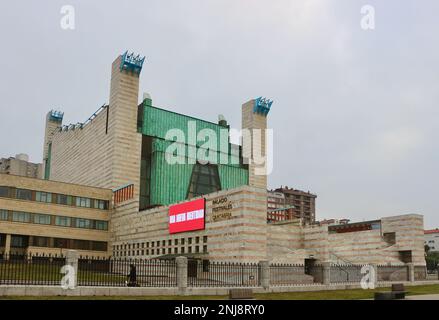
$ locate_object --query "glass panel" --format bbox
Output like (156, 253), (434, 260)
(12, 211), (31, 223)
(0, 209), (9, 221)
(34, 214), (51, 225)
(0, 186), (9, 197)
(95, 221), (108, 230)
(55, 216), (71, 227)
(16, 189), (32, 201)
(76, 218), (91, 229)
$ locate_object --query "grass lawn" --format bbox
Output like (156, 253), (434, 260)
(2, 284), (439, 300)
(0, 264), (127, 284)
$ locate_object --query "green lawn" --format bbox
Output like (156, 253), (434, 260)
(0, 264), (127, 284)
(2, 284), (439, 300)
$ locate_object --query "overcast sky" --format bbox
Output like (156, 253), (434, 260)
(0, 1), (438, 228)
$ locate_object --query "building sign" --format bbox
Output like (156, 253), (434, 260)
(211, 197), (233, 222)
(169, 198), (205, 234)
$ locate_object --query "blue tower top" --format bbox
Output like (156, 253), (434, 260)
(253, 97), (273, 116)
(49, 110), (64, 122)
(120, 51), (145, 75)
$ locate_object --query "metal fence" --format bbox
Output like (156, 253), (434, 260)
(187, 261), (260, 287)
(78, 257), (177, 287)
(330, 264), (364, 284)
(0, 253), (66, 285)
(0, 253), (177, 287)
(270, 263), (320, 286)
(0, 253), (431, 287)
(414, 266), (427, 281)
(377, 265), (409, 282)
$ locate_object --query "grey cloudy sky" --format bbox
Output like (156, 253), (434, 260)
(0, 1), (438, 228)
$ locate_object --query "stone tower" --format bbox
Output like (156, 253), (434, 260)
(42, 110), (63, 179)
(43, 52), (144, 202)
(107, 52), (144, 199)
(241, 97), (273, 190)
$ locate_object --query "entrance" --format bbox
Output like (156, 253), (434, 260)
(187, 259), (198, 278)
(304, 258), (316, 275)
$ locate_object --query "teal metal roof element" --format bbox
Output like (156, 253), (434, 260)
(49, 110), (64, 122)
(254, 97), (273, 116)
(120, 51), (145, 75)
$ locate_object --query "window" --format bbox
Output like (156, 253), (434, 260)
(16, 189), (32, 201)
(32, 236), (49, 247)
(95, 221), (108, 231)
(73, 240), (89, 250)
(12, 211), (31, 223)
(0, 209), (9, 221)
(156, 241), (160, 247)
(174, 247), (178, 254)
(181, 247), (185, 254)
(54, 238), (69, 248)
(168, 239), (172, 246)
(175, 239), (179, 245)
(94, 199), (107, 210)
(76, 197), (91, 208)
(91, 241), (107, 252)
(196, 236), (200, 244)
(203, 245), (207, 253)
(11, 235), (28, 248)
(34, 214), (51, 225)
(76, 218), (91, 229)
(0, 186), (9, 197)
(187, 163), (221, 199)
(195, 246), (200, 253)
(188, 238), (192, 245)
(35, 191), (52, 203)
(55, 216), (71, 227)
(203, 236), (207, 243)
(57, 194), (72, 206)
(181, 238), (185, 245)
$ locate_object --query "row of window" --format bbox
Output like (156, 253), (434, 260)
(0, 234), (107, 252)
(113, 236), (208, 252)
(113, 245), (208, 257)
(0, 186), (109, 210)
(0, 209), (108, 231)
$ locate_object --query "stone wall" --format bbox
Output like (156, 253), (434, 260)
(111, 185), (268, 262)
(266, 213), (426, 266)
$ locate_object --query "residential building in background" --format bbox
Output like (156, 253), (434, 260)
(269, 186), (317, 225)
(425, 229), (439, 252)
(0, 154), (42, 179)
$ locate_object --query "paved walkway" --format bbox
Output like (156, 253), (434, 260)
(405, 294), (439, 300)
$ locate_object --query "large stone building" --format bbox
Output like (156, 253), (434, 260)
(0, 51), (425, 267)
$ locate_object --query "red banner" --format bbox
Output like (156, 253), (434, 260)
(169, 198), (205, 234)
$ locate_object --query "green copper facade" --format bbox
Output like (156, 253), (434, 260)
(139, 99), (248, 207)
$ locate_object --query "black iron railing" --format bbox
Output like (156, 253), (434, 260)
(187, 261), (260, 287)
